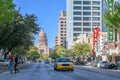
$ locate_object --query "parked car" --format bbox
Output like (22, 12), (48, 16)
(97, 61), (109, 68)
(54, 58), (74, 71)
(74, 61), (85, 65)
(51, 60), (55, 63)
(107, 63), (118, 69)
(44, 60), (50, 64)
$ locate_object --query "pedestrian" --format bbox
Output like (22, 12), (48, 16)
(14, 54), (19, 74)
(8, 52), (14, 74)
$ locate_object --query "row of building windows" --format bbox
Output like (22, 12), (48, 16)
(61, 34), (66, 36)
(60, 21), (66, 23)
(61, 37), (66, 40)
(61, 24), (66, 26)
(61, 28), (66, 30)
(61, 31), (66, 33)
(74, 6), (100, 10)
(73, 28), (97, 32)
(73, 1), (100, 5)
(74, 17), (100, 21)
(74, 11), (100, 15)
(74, 22), (100, 26)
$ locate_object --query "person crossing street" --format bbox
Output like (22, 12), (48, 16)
(14, 54), (19, 74)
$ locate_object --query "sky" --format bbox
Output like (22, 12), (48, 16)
(13, 0), (66, 48)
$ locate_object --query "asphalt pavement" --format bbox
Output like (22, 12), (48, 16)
(0, 62), (120, 80)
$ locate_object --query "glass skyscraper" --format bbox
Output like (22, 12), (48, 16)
(66, 0), (105, 49)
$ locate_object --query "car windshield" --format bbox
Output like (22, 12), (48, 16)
(56, 58), (71, 62)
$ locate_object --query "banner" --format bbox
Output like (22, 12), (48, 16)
(93, 26), (99, 45)
(92, 26), (99, 56)
(106, 0), (115, 41)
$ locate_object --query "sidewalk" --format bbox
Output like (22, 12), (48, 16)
(0, 63), (26, 74)
(0, 67), (8, 73)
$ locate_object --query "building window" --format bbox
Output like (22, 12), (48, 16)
(93, 17), (100, 21)
(74, 1), (81, 4)
(61, 24), (63, 26)
(83, 17), (91, 20)
(83, 12), (91, 15)
(83, 1), (91, 5)
(93, 12), (100, 16)
(83, 7), (91, 10)
(61, 21), (63, 23)
(83, 28), (91, 31)
(61, 34), (63, 36)
(74, 22), (82, 26)
(93, 1), (100, 5)
(73, 6), (81, 10)
(73, 28), (81, 31)
(74, 17), (81, 20)
(61, 28), (63, 30)
(61, 31), (63, 33)
(93, 7), (100, 10)
(83, 22), (91, 26)
(93, 22), (100, 26)
(73, 12), (81, 15)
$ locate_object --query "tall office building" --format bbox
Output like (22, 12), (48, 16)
(54, 36), (58, 46)
(66, 0), (104, 49)
(57, 11), (67, 48)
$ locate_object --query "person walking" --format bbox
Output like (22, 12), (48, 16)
(8, 52), (14, 74)
(14, 54), (19, 74)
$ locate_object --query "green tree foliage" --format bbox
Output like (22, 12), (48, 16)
(0, 0), (15, 26)
(42, 54), (51, 60)
(27, 46), (40, 60)
(103, 4), (120, 29)
(0, 0), (40, 59)
(71, 43), (91, 57)
(52, 45), (66, 59)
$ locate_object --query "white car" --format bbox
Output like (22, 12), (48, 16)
(97, 61), (109, 68)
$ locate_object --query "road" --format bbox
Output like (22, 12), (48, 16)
(0, 62), (120, 80)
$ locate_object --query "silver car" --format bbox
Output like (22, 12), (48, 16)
(97, 61), (109, 68)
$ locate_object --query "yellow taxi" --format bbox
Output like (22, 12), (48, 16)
(54, 58), (74, 71)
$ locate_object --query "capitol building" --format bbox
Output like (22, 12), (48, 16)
(37, 28), (52, 55)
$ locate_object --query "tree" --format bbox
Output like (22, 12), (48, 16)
(52, 45), (66, 58)
(0, 0), (40, 60)
(42, 54), (51, 60)
(0, 10), (40, 59)
(27, 46), (40, 60)
(71, 43), (91, 57)
(103, 4), (120, 42)
(103, 4), (120, 29)
(0, 0), (15, 26)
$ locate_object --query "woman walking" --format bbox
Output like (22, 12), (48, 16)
(8, 52), (14, 74)
(14, 54), (19, 74)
